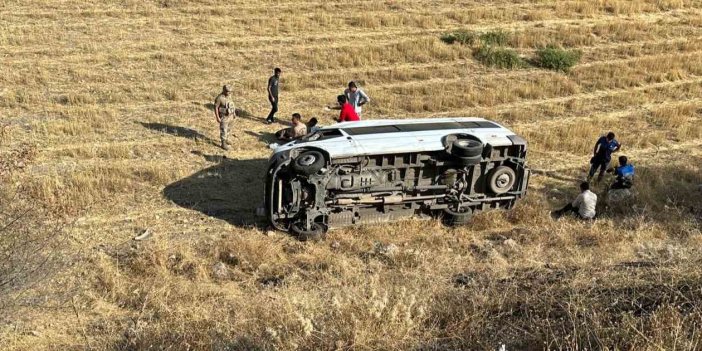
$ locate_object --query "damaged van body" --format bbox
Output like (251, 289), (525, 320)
(260, 117), (530, 240)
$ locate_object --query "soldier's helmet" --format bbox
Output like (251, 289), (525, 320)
(223, 85), (233, 93)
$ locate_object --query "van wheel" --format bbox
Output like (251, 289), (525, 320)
(442, 206), (473, 226)
(292, 151), (325, 176)
(291, 222), (326, 241)
(488, 166), (517, 194)
(451, 139), (483, 157)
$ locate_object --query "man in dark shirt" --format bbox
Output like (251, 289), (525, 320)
(588, 131), (621, 182)
(266, 67), (281, 124)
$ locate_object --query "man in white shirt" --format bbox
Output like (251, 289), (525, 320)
(551, 182), (597, 220)
(344, 81), (370, 116)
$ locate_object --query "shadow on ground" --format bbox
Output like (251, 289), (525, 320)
(139, 122), (218, 146)
(201, 103), (265, 124)
(163, 152), (268, 226)
(245, 130), (278, 145)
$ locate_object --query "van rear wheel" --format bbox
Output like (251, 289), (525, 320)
(488, 166), (517, 194)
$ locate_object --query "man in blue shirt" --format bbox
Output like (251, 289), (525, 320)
(588, 132), (621, 182)
(608, 155), (634, 189)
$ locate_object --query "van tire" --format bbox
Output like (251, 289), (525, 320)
(451, 139), (483, 157)
(292, 151), (325, 176)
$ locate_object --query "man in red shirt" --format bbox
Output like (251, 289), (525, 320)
(331, 95), (360, 122)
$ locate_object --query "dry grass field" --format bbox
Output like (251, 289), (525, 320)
(2, 0), (702, 349)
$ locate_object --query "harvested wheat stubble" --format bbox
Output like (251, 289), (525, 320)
(2, 1), (702, 350)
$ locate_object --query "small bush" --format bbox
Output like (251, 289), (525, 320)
(535, 46), (582, 72)
(474, 46), (526, 69)
(479, 30), (509, 46)
(440, 30), (477, 45)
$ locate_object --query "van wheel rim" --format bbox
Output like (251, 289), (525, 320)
(298, 154), (316, 166)
(495, 173), (511, 188)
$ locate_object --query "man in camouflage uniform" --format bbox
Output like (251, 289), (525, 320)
(214, 84), (237, 150)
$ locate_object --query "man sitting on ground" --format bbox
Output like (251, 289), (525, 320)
(551, 182), (597, 220)
(275, 113), (307, 141)
(608, 155), (634, 189)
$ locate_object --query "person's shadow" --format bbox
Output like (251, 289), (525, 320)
(245, 130), (278, 145)
(201, 103), (264, 124)
(163, 151), (269, 226)
(139, 122), (218, 146)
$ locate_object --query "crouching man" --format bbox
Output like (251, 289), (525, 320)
(551, 182), (597, 220)
(608, 155), (634, 190)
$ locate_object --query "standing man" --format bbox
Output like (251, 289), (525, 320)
(344, 81), (370, 117)
(214, 84), (236, 150)
(551, 182), (598, 220)
(329, 95), (360, 122)
(588, 131), (621, 182)
(266, 67), (282, 124)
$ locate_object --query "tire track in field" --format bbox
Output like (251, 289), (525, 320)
(0, 0), (532, 17)
(431, 76), (702, 117)
(12, 57), (701, 135)
(10, 38), (702, 110)
(25, 45), (702, 108)
(2, 8), (697, 62)
(511, 97), (702, 130)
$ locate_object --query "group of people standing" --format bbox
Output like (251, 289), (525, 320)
(213, 68), (371, 150)
(552, 131), (635, 220)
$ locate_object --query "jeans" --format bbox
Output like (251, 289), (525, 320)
(267, 98), (278, 122)
(589, 158), (609, 178)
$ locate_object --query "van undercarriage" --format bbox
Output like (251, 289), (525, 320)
(264, 136), (529, 240)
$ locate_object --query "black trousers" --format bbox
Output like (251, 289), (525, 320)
(589, 158), (609, 178)
(610, 180), (632, 190)
(554, 203), (578, 218)
(552, 203), (594, 220)
(267, 98), (278, 122)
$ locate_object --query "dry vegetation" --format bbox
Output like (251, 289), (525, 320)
(1, 0), (702, 349)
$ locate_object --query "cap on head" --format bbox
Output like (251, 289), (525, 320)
(606, 132), (615, 140)
(223, 85), (232, 93)
(580, 182), (590, 191)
